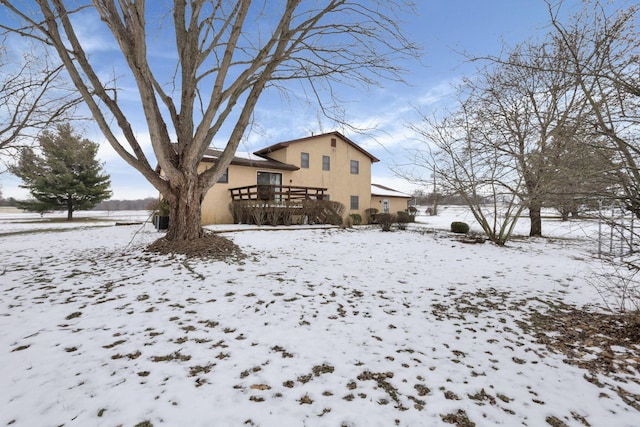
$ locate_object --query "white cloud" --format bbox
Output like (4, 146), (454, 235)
(415, 79), (460, 107)
(69, 11), (119, 53)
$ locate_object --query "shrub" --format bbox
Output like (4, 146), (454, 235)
(281, 204), (294, 226)
(349, 213), (362, 225)
(229, 203), (239, 223)
(301, 200), (322, 224)
(251, 205), (266, 225)
(396, 211), (411, 230)
(266, 206), (280, 226)
(300, 200), (344, 225)
(365, 208), (379, 224)
(450, 221), (470, 234)
(376, 213), (396, 231)
(407, 206), (418, 216)
(328, 213), (343, 226)
(322, 201), (345, 225)
(397, 211), (411, 223)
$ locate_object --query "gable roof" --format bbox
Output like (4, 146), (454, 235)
(253, 131), (380, 163)
(371, 183), (412, 198)
(202, 148), (299, 171)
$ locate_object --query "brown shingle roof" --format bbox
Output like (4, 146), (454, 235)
(202, 148), (299, 171)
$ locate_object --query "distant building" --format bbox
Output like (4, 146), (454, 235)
(370, 183), (412, 216)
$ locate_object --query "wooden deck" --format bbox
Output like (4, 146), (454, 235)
(228, 185), (346, 226)
(229, 184), (327, 202)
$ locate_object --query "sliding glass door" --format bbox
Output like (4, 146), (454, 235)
(257, 171), (282, 201)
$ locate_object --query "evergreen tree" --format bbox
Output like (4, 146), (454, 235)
(10, 124), (112, 219)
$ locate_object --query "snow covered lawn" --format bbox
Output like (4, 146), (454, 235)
(0, 209), (638, 426)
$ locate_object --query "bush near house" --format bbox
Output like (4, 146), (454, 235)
(397, 211), (411, 223)
(365, 208), (379, 224)
(229, 200), (344, 226)
(349, 213), (362, 225)
(314, 200), (345, 225)
(396, 211), (410, 230)
(451, 221), (470, 234)
(376, 213), (396, 231)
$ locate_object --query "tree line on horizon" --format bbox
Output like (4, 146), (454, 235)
(0, 194), (158, 211)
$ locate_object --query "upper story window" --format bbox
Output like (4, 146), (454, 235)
(301, 152), (309, 168)
(217, 167), (229, 183)
(322, 155), (330, 171)
(350, 160), (359, 175)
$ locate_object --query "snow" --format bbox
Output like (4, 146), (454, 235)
(0, 208), (637, 426)
(371, 184), (411, 198)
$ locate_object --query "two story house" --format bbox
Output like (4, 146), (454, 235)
(198, 131), (408, 225)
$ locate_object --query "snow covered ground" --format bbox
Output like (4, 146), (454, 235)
(0, 207), (638, 426)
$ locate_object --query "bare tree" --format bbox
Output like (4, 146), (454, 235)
(547, 0), (640, 216)
(471, 39), (598, 237)
(0, 1), (418, 242)
(472, 1), (639, 234)
(544, 1), (640, 315)
(0, 37), (80, 160)
(408, 102), (526, 246)
(542, 133), (618, 220)
(407, 33), (594, 239)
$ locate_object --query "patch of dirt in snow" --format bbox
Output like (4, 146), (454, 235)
(519, 304), (640, 410)
(430, 286), (640, 420)
(145, 231), (245, 260)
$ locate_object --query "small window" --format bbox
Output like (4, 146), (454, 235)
(331, 138), (337, 147)
(350, 160), (359, 175)
(322, 155), (330, 171)
(350, 195), (359, 210)
(301, 152), (309, 168)
(217, 167), (229, 183)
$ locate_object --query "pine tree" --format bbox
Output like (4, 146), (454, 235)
(10, 124), (112, 220)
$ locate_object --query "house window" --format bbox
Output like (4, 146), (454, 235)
(301, 152), (309, 168)
(331, 138), (337, 147)
(322, 155), (330, 171)
(217, 167), (228, 183)
(350, 195), (359, 210)
(350, 160), (359, 175)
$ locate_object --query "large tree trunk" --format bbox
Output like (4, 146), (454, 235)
(165, 177), (204, 241)
(529, 202), (542, 237)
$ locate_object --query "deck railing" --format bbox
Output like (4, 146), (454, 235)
(229, 184), (327, 202)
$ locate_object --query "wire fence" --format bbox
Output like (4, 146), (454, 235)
(597, 201), (636, 259)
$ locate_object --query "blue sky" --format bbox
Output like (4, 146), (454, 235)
(1, 0), (583, 200)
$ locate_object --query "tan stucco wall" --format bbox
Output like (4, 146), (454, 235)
(200, 134), (374, 224)
(200, 163), (294, 224)
(281, 134), (372, 219)
(370, 195), (410, 217)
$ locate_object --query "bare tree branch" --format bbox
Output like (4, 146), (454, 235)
(0, 37), (81, 161)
